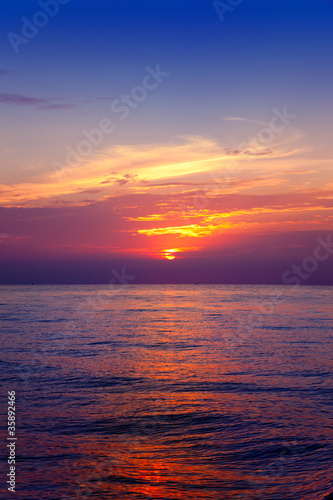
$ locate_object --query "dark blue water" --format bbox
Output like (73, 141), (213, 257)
(0, 285), (332, 499)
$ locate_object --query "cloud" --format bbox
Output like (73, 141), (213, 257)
(0, 92), (87, 110)
(0, 93), (45, 106)
(0, 135), (313, 207)
(288, 170), (318, 175)
(33, 135), (241, 203)
(137, 224), (226, 238)
(221, 116), (269, 126)
(77, 188), (102, 195)
(132, 191), (333, 239)
(0, 69), (12, 77)
(38, 103), (81, 110)
(222, 116), (247, 121)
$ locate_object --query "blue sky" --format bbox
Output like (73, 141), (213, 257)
(1, 0), (333, 172)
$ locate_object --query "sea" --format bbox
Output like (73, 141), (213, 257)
(0, 284), (332, 500)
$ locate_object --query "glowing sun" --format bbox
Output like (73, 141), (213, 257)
(164, 249), (178, 260)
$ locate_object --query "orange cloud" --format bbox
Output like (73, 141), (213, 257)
(0, 134), (304, 207)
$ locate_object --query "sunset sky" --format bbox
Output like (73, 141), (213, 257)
(0, 0), (332, 284)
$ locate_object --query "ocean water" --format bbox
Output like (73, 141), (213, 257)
(0, 284), (332, 500)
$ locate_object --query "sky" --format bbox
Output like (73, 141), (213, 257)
(0, 0), (332, 284)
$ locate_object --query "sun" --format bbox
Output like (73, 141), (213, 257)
(164, 249), (178, 260)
